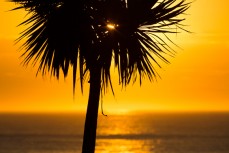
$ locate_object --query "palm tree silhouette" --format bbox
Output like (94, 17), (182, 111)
(11, 0), (190, 152)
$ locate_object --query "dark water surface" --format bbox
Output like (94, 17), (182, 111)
(0, 112), (228, 153)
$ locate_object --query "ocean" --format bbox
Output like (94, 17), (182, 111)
(0, 112), (228, 153)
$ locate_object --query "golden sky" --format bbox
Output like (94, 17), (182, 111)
(0, 0), (229, 113)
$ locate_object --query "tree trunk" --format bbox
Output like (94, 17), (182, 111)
(82, 68), (101, 153)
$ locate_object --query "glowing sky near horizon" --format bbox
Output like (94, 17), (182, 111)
(0, 0), (229, 113)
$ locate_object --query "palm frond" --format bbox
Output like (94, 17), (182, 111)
(11, 0), (191, 94)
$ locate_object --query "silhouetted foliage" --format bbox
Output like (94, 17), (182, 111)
(11, 0), (190, 92)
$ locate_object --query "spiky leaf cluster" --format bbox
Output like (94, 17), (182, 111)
(11, 0), (190, 93)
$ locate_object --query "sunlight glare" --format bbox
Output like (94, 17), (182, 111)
(107, 24), (116, 30)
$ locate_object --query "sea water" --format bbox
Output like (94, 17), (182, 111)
(0, 112), (228, 153)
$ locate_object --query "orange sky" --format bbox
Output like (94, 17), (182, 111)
(0, 0), (229, 114)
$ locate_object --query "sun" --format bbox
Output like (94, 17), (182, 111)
(106, 23), (119, 30)
(106, 24), (116, 30)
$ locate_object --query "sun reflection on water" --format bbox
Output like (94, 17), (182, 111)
(96, 139), (155, 153)
(97, 115), (156, 136)
(96, 115), (158, 153)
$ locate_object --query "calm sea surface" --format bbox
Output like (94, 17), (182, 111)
(0, 112), (228, 153)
